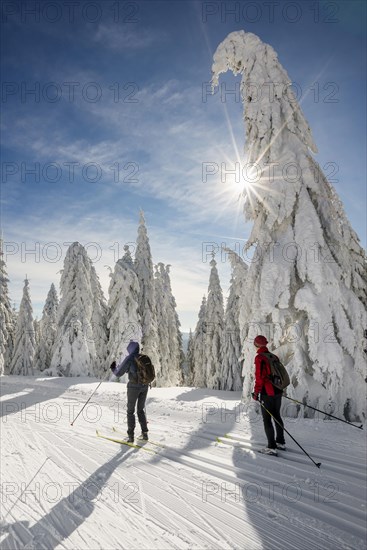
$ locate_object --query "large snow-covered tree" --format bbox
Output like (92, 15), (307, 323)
(205, 256), (224, 389)
(107, 245), (141, 365)
(192, 296), (207, 387)
(154, 263), (184, 386)
(221, 248), (248, 390)
(10, 278), (36, 376)
(0, 239), (14, 375)
(134, 211), (160, 374)
(212, 31), (367, 420)
(33, 283), (59, 372)
(49, 242), (108, 377)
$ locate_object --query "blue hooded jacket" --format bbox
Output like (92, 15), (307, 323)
(113, 341), (143, 384)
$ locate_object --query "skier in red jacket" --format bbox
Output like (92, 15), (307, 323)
(252, 335), (286, 455)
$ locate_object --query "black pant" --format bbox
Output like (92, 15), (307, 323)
(127, 384), (148, 436)
(260, 394), (285, 449)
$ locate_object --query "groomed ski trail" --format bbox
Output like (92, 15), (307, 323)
(1, 377), (366, 550)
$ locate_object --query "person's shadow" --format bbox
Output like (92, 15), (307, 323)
(0, 446), (135, 549)
(145, 386), (293, 549)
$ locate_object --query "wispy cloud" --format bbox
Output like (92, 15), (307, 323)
(3, 76), (248, 226)
(93, 24), (165, 52)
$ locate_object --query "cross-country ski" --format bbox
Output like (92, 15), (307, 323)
(96, 430), (157, 454)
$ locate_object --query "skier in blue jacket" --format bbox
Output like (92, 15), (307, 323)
(110, 341), (149, 443)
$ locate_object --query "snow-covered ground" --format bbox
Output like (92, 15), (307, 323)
(0, 376), (366, 550)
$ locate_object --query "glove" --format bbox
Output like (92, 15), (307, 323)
(110, 361), (116, 371)
(251, 392), (259, 401)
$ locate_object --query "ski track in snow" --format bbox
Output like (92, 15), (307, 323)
(0, 378), (366, 550)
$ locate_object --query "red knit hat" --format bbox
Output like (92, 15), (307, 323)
(254, 335), (268, 347)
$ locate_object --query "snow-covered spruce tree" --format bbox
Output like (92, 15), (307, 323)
(205, 256), (224, 389)
(33, 283), (58, 372)
(49, 242), (108, 377)
(10, 278), (36, 376)
(183, 329), (194, 385)
(0, 239), (15, 375)
(134, 211), (161, 377)
(221, 248), (248, 390)
(212, 31), (367, 420)
(154, 263), (184, 386)
(33, 318), (41, 351)
(192, 296), (207, 387)
(11, 305), (18, 332)
(107, 245), (141, 365)
(90, 263), (109, 377)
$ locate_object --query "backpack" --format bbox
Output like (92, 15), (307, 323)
(259, 352), (290, 390)
(134, 354), (155, 385)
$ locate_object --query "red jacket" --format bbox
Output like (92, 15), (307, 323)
(253, 346), (276, 396)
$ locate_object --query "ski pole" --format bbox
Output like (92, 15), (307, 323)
(283, 396), (363, 430)
(70, 371), (111, 426)
(259, 400), (321, 469)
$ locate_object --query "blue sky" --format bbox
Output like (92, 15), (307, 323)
(1, 0), (366, 331)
